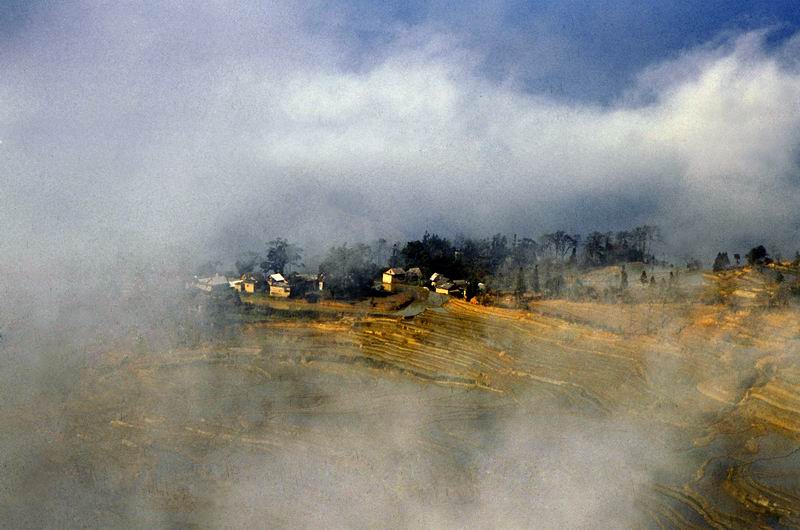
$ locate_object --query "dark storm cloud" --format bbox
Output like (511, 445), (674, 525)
(318, 0), (800, 102)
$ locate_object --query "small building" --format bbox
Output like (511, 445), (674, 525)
(269, 283), (291, 297)
(288, 273), (319, 298)
(435, 281), (455, 295)
(268, 272), (291, 297)
(430, 273), (450, 288)
(193, 274), (231, 293)
(241, 272), (265, 294)
(406, 267), (422, 284)
(230, 272), (265, 294)
(435, 279), (466, 297)
(382, 267), (406, 284)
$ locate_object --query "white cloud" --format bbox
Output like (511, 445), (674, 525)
(1, 3), (799, 270)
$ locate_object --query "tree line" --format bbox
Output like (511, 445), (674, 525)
(220, 225), (668, 299)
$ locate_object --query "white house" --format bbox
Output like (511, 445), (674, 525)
(268, 273), (291, 297)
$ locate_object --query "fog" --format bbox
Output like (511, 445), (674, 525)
(3, 2), (800, 274)
(2, 2), (800, 527)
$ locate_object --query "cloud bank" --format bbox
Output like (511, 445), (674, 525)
(1, 2), (799, 274)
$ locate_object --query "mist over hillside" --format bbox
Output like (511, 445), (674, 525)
(2, 2), (800, 527)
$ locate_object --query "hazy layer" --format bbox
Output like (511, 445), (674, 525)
(2, 3), (800, 278)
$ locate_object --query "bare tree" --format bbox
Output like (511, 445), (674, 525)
(260, 238), (303, 274)
(541, 231), (578, 262)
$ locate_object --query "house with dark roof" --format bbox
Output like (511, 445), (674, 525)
(405, 267), (422, 284)
(234, 272), (265, 293)
(382, 267), (406, 284)
(435, 278), (467, 297)
(434, 281), (458, 295)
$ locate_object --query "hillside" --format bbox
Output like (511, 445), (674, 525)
(6, 267), (800, 527)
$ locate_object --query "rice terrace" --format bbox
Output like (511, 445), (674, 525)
(3, 1), (800, 528)
(7, 248), (800, 527)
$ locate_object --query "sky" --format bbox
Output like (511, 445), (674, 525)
(2, 0), (800, 272)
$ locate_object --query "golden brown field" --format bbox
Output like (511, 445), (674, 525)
(6, 269), (800, 527)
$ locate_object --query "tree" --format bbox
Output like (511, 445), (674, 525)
(532, 264), (541, 293)
(631, 225), (660, 263)
(615, 230), (632, 256)
(465, 277), (481, 301)
(545, 273), (564, 296)
(583, 231), (611, 266)
(488, 234), (510, 272)
(401, 233), (453, 273)
(712, 252), (731, 272)
(541, 231), (578, 262)
(512, 237), (538, 267)
(609, 226), (660, 263)
(235, 251), (261, 276)
(370, 238), (390, 267)
(457, 237), (492, 278)
(389, 243), (401, 268)
(514, 267), (526, 306)
(261, 238), (303, 274)
(318, 243), (379, 299)
(620, 265), (628, 289)
(640, 270), (648, 284)
(745, 245), (769, 266)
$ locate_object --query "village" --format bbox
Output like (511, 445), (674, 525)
(186, 230), (800, 313)
(68, 231), (800, 529)
(189, 266), (481, 300)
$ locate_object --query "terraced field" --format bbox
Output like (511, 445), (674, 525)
(8, 270), (800, 527)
